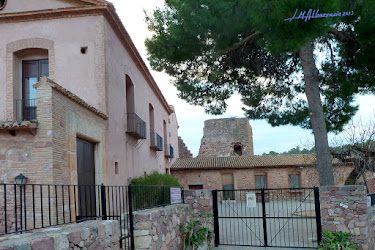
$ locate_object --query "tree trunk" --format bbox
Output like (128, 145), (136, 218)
(299, 43), (335, 186)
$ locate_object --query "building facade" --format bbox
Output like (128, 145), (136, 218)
(172, 118), (354, 190)
(171, 155), (354, 191)
(0, 0), (179, 186)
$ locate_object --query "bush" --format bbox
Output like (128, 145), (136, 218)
(318, 230), (357, 250)
(128, 172), (181, 210)
(128, 171), (181, 186)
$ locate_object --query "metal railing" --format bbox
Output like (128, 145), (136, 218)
(0, 183), (184, 249)
(130, 185), (183, 211)
(164, 145), (174, 158)
(13, 99), (37, 121)
(150, 129), (163, 151)
(126, 113), (146, 139)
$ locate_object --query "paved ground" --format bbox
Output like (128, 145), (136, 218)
(216, 192), (318, 249)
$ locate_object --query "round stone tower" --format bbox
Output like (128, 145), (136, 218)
(198, 118), (254, 157)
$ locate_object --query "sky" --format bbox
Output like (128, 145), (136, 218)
(108, 0), (375, 156)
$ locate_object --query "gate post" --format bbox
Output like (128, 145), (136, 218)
(314, 187), (322, 245)
(128, 185), (135, 250)
(100, 184), (107, 220)
(212, 190), (220, 247)
(261, 188), (268, 247)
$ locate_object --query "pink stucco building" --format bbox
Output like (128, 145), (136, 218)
(0, 0), (179, 186)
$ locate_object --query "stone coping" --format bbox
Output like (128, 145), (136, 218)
(133, 204), (190, 216)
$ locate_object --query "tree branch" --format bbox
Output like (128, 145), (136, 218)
(328, 28), (355, 43)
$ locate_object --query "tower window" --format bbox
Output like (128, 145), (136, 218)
(234, 144), (242, 156)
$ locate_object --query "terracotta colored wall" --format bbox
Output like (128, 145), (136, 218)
(0, 9), (180, 185)
(103, 19), (179, 184)
(0, 16), (107, 121)
(172, 165), (354, 190)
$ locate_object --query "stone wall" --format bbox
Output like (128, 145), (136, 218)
(133, 204), (190, 250)
(0, 220), (120, 250)
(320, 186), (368, 249)
(368, 206), (375, 250)
(198, 118), (254, 157)
(132, 190), (215, 250)
(178, 136), (193, 159)
(184, 190), (215, 246)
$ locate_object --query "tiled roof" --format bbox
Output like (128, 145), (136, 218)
(171, 154), (344, 170)
(0, 120), (38, 130)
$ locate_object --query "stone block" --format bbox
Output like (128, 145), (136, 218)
(134, 236), (152, 249)
(30, 237), (54, 250)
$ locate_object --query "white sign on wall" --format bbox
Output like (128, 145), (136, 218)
(170, 188), (182, 204)
(367, 196), (371, 208)
(246, 192), (256, 208)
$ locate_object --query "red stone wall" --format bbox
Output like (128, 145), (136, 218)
(320, 186), (368, 249)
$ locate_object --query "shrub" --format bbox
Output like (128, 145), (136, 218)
(128, 171), (181, 186)
(181, 211), (212, 249)
(128, 172), (181, 210)
(318, 230), (357, 250)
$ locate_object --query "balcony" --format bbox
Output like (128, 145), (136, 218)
(165, 145), (174, 158)
(150, 129), (163, 151)
(14, 99), (37, 121)
(0, 99), (38, 136)
(126, 113), (146, 139)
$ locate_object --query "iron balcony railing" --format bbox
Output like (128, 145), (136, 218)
(150, 128), (163, 151)
(126, 113), (146, 139)
(14, 99), (37, 121)
(164, 144), (174, 158)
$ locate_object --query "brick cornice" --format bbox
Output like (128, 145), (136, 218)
(0, 3), (174, 115)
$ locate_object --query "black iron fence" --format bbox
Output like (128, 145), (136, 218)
(0, 184), (183, 249)
(14, 99), (37, 121)
(213, 187), (321, 249)
(130, 185), (183, 211)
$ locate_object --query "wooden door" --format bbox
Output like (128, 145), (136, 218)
(76, 138), (96, 219)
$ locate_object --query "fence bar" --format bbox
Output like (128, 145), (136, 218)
(261, 188), (268, 247)
(4, 184), (7, 234)
(101, 184), (107, 220)
(314, 187), (322, 245)
(212, 190), (220, 247)
(128, 185), (135, 250)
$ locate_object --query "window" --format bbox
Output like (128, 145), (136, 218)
(126, 75), (135, 114)
(222, 173), (235, 200)
(0, 0), (6, 10)
(255, 175), (267, 189)
(189, 184), (203, 190)
(20, 59), (49, 120)
(234, 144), (243, 156)
(223, 184), (235, 200)
(289, 174), (301, 188)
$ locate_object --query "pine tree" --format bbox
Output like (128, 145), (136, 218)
(145, 0), (375, 186)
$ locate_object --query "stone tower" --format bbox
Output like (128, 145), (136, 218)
(198, 118), (254, 157)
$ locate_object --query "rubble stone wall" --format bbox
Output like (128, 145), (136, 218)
(0, 220), (120, 250)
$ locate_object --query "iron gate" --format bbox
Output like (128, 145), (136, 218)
(212, 187), (322, 248)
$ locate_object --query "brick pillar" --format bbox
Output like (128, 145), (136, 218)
(183, 190), (214, 246)
(320, 186), (368, 249)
